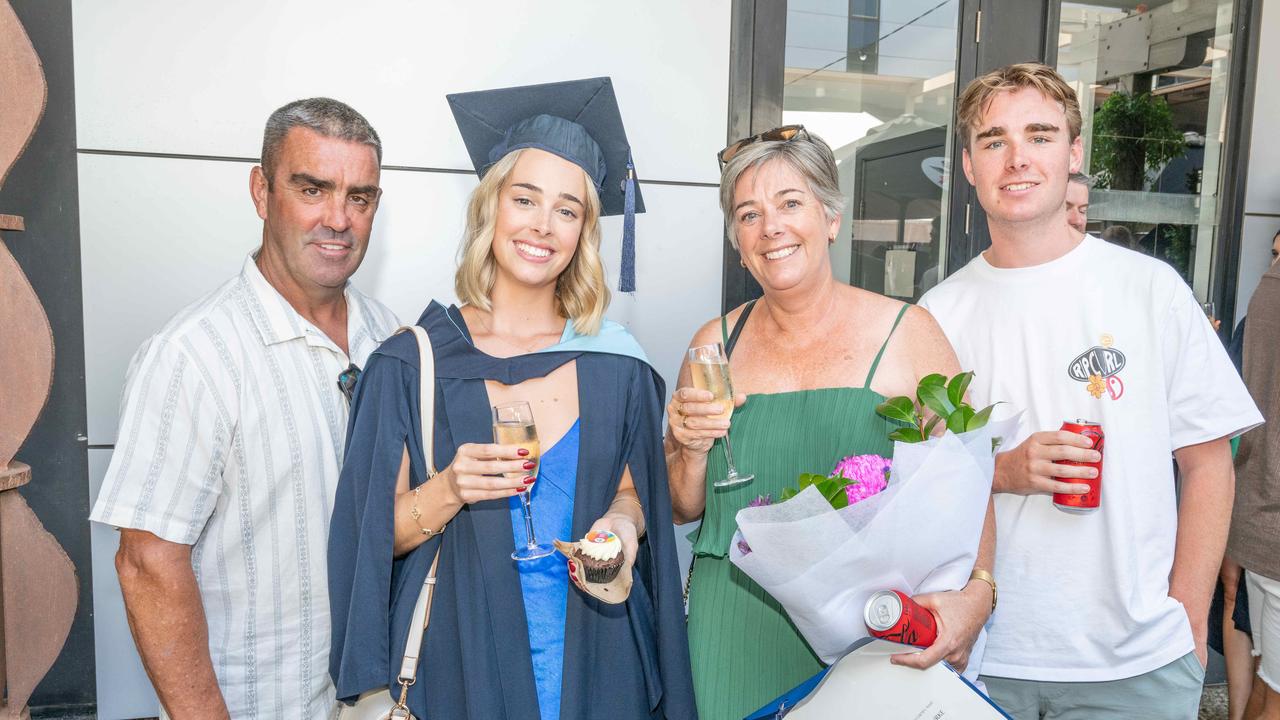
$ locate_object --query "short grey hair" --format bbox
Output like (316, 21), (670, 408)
(261, 97), (382, 188)
(1068, 171), (1093, 187)
(719, 132), (844, 249)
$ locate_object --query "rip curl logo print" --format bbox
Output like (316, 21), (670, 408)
(1067, 334), (1126, 400)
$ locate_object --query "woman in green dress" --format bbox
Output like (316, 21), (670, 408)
(666, 128), (997, 720)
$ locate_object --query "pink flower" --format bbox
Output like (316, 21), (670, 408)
(830, 454), (891, 506)
(737, 495), (774, 554)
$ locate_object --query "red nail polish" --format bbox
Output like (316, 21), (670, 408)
(513, 487), (524, 494)
(523, 461), (536, 470)
(523, 476), (536, 485)
(517, 448), (530, 457)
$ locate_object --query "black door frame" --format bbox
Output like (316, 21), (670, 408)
(723, 0), (1262, 329)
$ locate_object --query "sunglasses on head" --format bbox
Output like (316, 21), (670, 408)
(718, 125), (809, 168)
(337, 363), (361, 403)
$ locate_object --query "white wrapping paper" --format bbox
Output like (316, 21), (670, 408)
(729, 415), (1020, 678)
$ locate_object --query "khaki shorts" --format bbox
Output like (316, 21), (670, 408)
(1247, 569), (1280, 693)
(980, 652), (1205, 720)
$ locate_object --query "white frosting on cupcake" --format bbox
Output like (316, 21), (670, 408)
(579, 531), (622, 561)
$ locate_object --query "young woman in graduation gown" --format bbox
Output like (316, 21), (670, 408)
(327, 79), (697, 720)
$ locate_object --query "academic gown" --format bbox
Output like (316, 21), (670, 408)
(328, 301), (697, 720)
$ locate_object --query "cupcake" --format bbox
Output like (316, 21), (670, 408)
(574, 530), (624, 583)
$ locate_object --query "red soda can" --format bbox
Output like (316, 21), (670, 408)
(1052, 419), (1104, 513)
(864, 589), (938, 647)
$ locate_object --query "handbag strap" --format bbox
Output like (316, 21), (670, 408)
(396, 325), (441, 688)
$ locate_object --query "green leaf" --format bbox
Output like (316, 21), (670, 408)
(889, 427), (925, 443)
(966, 403), (999, 432)
(918, 383), (955, 420)
(811, 477), (849, 509)
(876, 396), (918, 425)
(947, 371), (973, 409)
(828, 489), (849, 509)
(946, 406), (975, 434)
(919, 373), (947, 388)
(923, 414), (943, 438)
(779, 487), (798, 501)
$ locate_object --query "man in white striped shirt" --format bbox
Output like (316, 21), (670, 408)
(91, 98), (399, 719)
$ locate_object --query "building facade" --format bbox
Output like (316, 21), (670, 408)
(1, 0), (1274, 716)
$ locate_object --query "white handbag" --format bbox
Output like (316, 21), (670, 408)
(334, 325), (441, 720)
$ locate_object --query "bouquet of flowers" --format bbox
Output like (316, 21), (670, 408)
(729, 372), (1018, 676)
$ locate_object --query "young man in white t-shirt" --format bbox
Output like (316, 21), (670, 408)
(919, 63), (1263, 719)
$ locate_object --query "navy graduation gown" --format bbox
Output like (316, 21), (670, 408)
(328, 302), (697, 719)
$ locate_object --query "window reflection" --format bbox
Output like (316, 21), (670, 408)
(1056, 0), (1236, 291)
(783, 0), (960, 301)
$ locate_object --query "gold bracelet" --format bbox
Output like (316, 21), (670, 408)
(613, 495), (644, 512)
(969, 568), (998, 613)
(410, 485), (446, 538)
(612, 495), (646, 536)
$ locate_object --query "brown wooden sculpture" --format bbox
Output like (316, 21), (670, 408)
(0, 1), (80, 717)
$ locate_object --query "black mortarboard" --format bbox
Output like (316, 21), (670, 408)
(447, 77), (644, 291)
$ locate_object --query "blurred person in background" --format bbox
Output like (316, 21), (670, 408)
(1065, 172), (1091, 234)
(1227, 228), (1280, 720)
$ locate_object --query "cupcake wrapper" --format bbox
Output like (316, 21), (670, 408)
(583, 560), (622, 584)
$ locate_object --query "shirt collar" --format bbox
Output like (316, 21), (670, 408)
(240, 253), (351, 352)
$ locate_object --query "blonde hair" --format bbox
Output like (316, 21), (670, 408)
(957, 63), (1082, 149)
(454, 148), (610, 335)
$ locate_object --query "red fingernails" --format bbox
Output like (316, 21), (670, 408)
(523, 476), (536, 485)
(513, 487), (525, 494)
(517, 448), (530, 457)
(523, 461), (536, 470)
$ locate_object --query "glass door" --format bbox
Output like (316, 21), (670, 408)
(782, 0), (964, 301)
(1054, 0), (1240, 299)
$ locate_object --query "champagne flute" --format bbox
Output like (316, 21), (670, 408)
(688, 343), (754, 488)
(493, 401), (554, 561)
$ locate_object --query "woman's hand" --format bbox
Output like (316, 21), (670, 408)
(889, 580), (993, 673)
(666, 387), (746, 456)
(567, 513), (639, 592)
(439, 442), (536, 505)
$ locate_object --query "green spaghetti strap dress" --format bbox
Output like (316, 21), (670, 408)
(686, 301), (909, 720)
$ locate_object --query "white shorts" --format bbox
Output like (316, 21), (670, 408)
(1246, 569), (1280, 693)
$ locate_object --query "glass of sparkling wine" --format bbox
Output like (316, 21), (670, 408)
(493, 401), (553, 561)
(688, 343), (754, 488)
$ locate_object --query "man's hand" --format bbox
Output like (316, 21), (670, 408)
(890, 580), (993, 673)
(1169, 437), (1234, 674)
(993, 430), (1099, 495)
(116, 529), (230, 720)
(1186, 606), (1209, 669)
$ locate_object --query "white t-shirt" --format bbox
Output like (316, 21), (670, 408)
(91, 255), (399, 718)
(919, 235), (1262, 682)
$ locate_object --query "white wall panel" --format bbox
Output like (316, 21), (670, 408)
(82, 152), (721, 442)
(76, 6), (728, 713)
(88, 448), (160, 720)
(1245, 0), (1280, 214)
(79, 154), (260, 444)
(72, 0), (731, 184)
(1236, 0), (1280, 318)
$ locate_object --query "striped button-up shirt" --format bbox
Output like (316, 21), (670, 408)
(91, 254), (399, 719)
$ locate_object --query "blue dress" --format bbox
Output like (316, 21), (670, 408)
(509, 420), (580, 720)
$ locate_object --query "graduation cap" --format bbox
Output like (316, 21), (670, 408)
(447, 77), (645, 292)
